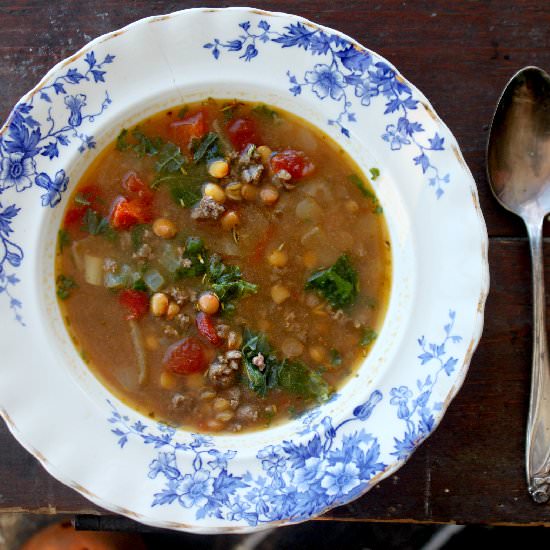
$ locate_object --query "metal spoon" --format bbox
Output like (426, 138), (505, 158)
(487, 66), (550, 503)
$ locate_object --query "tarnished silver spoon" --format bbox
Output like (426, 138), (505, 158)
(487, 66), (550, 503)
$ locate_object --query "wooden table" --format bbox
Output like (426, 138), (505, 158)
(1, 0), (549, 526)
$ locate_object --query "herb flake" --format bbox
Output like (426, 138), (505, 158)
(252, 103), (279, 120)
(329, 349), (342, 366)
(58, 229), (71, 253)
(115, 128), (130, 151)
(131, 224), (147, 251)
(360, 327), (378, 348)
(177, 106), (189, 119)
(221, 101), (241, 122)
(56, 274), (77, 300)
(74, 193), (91, 206)
(349, 173), (383, 214)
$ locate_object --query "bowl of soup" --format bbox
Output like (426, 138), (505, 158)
(0, 7), (488, 533)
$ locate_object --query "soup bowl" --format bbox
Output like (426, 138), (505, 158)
(0, 7), (488, 533)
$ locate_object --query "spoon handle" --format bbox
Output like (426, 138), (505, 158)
(526, 219), (550, 503)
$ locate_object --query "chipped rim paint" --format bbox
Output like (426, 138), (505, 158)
(0, 7), (489, 533)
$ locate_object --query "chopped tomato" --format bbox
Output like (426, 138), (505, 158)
(169, 109), (208, 150)
(63, 184), (102, 228)
(270, 149), (315, 179)
(64, 206), (87, 227)
(226, 117), (258, 151)
(195, 312), (222, 347)
(118, 289), (149, 321)
(122, 171), (153, 204)
(163, 337), (207, 375)
(109, 196), (152, 230)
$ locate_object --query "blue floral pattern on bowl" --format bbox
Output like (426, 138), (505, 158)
(205, 20), (450, 198)
(0, 51), (114, 324)
(108, 311), (461, 525)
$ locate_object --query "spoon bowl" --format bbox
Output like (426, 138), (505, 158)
(488, 66), (550, 220)
(487, 66), (550, 503)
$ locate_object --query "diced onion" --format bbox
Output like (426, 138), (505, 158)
(129, 319), (147, 385)
(271, 284), (290, 305)
(282, 337), (304, 358)
(159, 244), (181, 273)
(295, 127), (318, 152)
(104, 271), (126, 289)
(295, 197), (322, 221)
(336, 231), (354, 250)
(104, 264), (140, 289)
(217, 237), (241, 257)
(83, 255), (103, 286)
(303, 179), (332, 202)
(300, 226), (323, 248)
(71, 241), (84, 272)
(144, 269), (165, 292)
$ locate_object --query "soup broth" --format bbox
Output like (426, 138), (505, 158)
(55, 99), (391, 433)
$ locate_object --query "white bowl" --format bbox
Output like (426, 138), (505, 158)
(0, 7), (488, 533)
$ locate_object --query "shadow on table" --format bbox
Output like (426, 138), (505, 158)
(4, 514), (550, 550)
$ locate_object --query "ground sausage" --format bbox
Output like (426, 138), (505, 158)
(241, 164), (264, 185)
(207, 356), (239, 388)
(235, 404), (259, 423)
(171, 393), (194, 413)
(191, 196), (225, 220)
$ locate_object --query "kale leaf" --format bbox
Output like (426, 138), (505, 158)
(241, 329), (280, 397)
(278, 359), (330, 401)
(155, 142), (186, 173)
(241, 329), (330, 401)
(207, 255), (258, 313)
(82, 208), (115, 240)
(192, 132), (221, 163)
(116, 127), (164, 157)
(174, 238), (257, 309)
(305, 254), (359, 309)
(152, 146), (205, 208)
(116, 126), (202, 208)
(176, 236), (208, 278)
(169, 182), (203, 209)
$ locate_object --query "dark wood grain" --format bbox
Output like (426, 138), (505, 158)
(1, 0), (550, 525)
